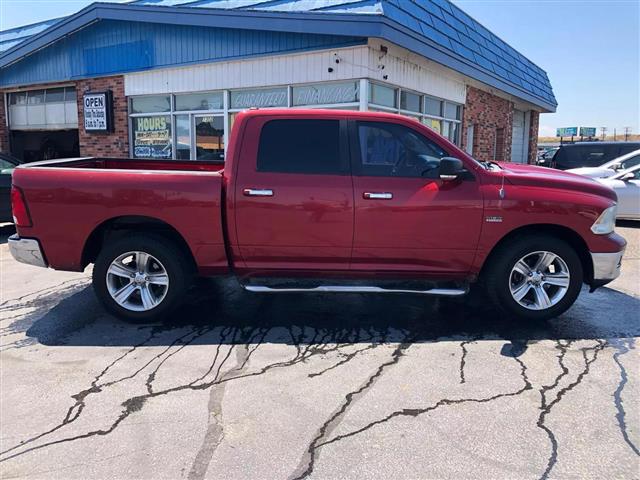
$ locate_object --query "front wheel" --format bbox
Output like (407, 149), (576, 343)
(92, 234), (192, 322)
(483, 235), (583, 321)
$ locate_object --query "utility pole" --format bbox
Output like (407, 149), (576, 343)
(624, 126), (631, 141)
(614, 128), (617, 141)
(600, 127), (607, 141)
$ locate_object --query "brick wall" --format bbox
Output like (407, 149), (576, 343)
(0, 93), (9, 152)
(528, 110), (540, 165)
(76, 75), (129, 157)
(462, 86), (514, 162)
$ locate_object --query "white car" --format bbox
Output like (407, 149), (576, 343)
(597, 164), (640, 220)
(567, 149), (640, 179)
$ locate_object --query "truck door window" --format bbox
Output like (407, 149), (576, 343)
(356, 122), (448, 177)
(257, 119), (343, 174)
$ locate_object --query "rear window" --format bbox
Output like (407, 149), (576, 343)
(257, 119), (343, 174)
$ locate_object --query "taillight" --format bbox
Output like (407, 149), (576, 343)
(11, 186), (32, 227)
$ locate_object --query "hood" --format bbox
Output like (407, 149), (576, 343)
(565, 167), (616, 179)
(498, 163), (617, 201)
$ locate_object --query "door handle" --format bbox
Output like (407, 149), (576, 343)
(243, 188), (274, 197)
(363, 192), (393, 200)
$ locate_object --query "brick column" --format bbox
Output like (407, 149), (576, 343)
(0, 92), (9, 153)
(76, 75), (129, 158)
(462, 86), (514, 162)
(528, 110), (540, 164)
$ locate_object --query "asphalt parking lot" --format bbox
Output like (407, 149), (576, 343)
(1, 224), (638, 480)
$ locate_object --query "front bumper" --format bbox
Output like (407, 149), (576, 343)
(590, 249), (624, 284)
(8, 235), (48, 268)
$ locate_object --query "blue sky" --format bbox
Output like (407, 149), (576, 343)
(1, 0), (638, 137)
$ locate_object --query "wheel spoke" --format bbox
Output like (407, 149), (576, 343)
(533, 285), (552, 308)
(113, 283), (137, 305)
(147, 273), (169, 286)
(534, 252), (556, 272)
(513, 259), (532, 276)
(136, 252), (150, 273)
(543, 273), (570, 288)
(107, 262), (135, 279)
(139, 285), (156, 310)
(511, 282), (532, 302)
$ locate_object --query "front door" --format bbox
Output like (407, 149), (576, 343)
(350, 120), (483, 275)
(234, 117), (353, 272)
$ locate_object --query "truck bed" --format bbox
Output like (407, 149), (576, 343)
(11, 157), (228, 274)
(23, 157), (225, 173)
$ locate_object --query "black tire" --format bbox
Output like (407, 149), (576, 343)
(92, 233), (193, 323)
(482, 234), (583, 322)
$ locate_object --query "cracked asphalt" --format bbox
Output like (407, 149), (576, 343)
(1, 224), (638, 480)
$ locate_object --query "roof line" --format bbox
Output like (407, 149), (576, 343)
(0, 1), (555, 111)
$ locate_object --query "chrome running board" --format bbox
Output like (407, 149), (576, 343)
(243, 285), (468, 296)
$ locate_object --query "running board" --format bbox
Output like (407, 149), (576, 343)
(243, 285), (468, 296)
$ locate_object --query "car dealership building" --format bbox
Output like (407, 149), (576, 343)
(0, 0), (556, 164)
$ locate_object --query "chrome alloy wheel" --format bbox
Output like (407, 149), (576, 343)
(508, 251), (570, 311)
(106, 251), (169, 312)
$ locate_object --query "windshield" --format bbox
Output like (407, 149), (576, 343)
(612, 164), (640, 180)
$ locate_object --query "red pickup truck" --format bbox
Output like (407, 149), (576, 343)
(9, 109), (625, 322)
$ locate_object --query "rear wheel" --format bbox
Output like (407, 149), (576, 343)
(92, 234), (192, 322)
(483, 235), (583, 321)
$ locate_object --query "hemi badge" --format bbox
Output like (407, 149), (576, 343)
(485, 216), (503, 223)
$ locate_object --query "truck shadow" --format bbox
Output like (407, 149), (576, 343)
(7, 277), (639, 356)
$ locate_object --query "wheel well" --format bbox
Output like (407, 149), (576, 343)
(81, 216), (196, 271)
(481, 224), (594, 282)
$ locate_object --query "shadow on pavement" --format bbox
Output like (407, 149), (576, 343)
(4, 276), (637, 356)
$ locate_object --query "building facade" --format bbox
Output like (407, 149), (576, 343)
(0, 0), (556, 165)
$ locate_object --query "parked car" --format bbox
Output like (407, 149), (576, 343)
(0, 152), (23, 223)
(567, 149), (640, 179)
(597, 164), (640, 220)
(536, 146), (559, 167)
(8, 109), (625, 323)
(550, 142), (640, 170)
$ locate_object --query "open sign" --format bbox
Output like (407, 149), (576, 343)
(83, 91), (113, 132)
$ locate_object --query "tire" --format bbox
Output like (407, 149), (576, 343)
(482, 234), (583, 322)
(92, 233), (193, 323)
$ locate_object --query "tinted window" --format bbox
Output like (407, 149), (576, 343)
(620, 154), (640, 170)
(257, 120), (342, 174)
(357, 122), (448, 178)
(555, 145), (624, 169)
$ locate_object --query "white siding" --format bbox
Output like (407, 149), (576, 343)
(125, 43), (466, 105)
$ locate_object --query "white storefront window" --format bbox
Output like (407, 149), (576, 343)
(128, 79), (463, 159)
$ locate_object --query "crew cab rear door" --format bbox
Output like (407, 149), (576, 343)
(349, 119), (483, 275)
(233, 116), (353, 271)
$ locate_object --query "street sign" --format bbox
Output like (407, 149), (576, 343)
(556, 127), (578, 137)
(579, 127), (596, 137)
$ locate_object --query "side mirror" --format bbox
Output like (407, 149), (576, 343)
(620, 172), (635, 181)
(439, 157), (465, 181)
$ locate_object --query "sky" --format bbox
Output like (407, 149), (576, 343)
(1, 0), (639, 138)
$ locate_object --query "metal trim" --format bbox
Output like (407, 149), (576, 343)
(244, 285), (468, 296)
(590, 250), (625, 281)
(7, 235), (48, 268)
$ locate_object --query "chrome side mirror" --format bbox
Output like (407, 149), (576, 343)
(620, 172), (635, 181)
(439, 157), (465, 181)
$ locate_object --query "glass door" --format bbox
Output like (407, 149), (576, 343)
(194, 115), (224, 161)
(174, 114), (191, 160)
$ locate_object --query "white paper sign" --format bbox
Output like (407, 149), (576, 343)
(83, 93), (108, 131)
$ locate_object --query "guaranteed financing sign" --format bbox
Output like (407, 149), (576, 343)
(83, 91), (113, 132)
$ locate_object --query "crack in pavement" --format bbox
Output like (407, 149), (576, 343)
(609, 338), (639, 457)
(0, 325), (377, 464)
(287, 344), (533, 480)
(288, 338), (413, 480)
(187, 327), (269, 480)
(0, 326), (208, 458)
(536, 340), (606, 480)
(459, 338), (477, 384)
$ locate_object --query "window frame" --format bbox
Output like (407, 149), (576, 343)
(348, 119), (456, 179)
(255, 118), (350, 176)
